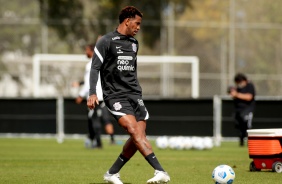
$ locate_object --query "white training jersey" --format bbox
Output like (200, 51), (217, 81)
(79, 60), (103, 101)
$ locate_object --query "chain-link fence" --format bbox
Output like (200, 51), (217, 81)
(0, 0), (282, 97)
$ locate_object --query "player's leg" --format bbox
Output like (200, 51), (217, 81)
(107, 136), (137, 176)
(236, 112), (245, 146)
(105, 123), (115, 144)
(118, 116), (170, 183)
(86, 109), (96, 148)
(107, 118), (146, 175)
(92, 106), (103, 148)
(241, 112), (253, 146)
(132, 96), (170, 184)
(106, 117), (141, 179)
(240, 125), (246, 146)
(104, 123), (114, 134)
(103, 97), (169, 183)
(101, 102), (116, 144)
(118, 115), (153, 156)
(92, 121), (102, 148)
(104, 116), (167, 183)
(104, 136), (135, 184)
(246, 112), (253, 129)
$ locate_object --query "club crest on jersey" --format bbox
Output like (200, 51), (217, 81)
(113, 102), (122, 111)
(132, 43), (137, 52)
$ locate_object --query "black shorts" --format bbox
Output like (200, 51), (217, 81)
(104, 95), (149, 121)
(99, 102), (112, 125)
(89, 102), (112, 125)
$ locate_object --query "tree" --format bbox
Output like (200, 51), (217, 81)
(38, 0), (192, 53)
(39, 0), (90, 52)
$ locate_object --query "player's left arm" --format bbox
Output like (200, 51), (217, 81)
(233, 92), (253, 101)
(231, 83), (255, 101)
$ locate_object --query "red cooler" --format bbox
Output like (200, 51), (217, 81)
(247, 129), (282, 173)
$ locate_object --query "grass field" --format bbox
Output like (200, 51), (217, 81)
(0, 137), (281, 184)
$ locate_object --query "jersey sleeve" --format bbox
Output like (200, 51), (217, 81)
(247, 83), (255, 96)
(79, 61), (91, 98)
(89, 36), (109, 96)
(96, 75), (104, 101)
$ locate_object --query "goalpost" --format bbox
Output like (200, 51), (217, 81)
(32, 54), (200, 98)
(32, 54), (89, 97)
(32, 54), (199, 143)
(136, 56), (199, 98)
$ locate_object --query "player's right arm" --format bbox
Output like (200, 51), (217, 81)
(230, 85), (254, 101)
(87, 36), (109, 109)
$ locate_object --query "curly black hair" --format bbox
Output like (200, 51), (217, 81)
(234, 73), (248, 83)
(119, 6), (143, 23)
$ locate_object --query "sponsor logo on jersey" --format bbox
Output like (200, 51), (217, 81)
(112, 36), (120, 40)
(132, 43), (137, 52)
(117, 65), (135, 71)
(118, 56), (133, 60)
(117, 59), (135, 71)
(118, 60), (130, 65)
(113, 102), (122, 111)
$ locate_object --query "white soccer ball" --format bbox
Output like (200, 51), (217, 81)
(155, 136), (168, 149)
(183, 137), (192, 150)
(191, 136), (205, 150)
(212, 165), (235, 184)
(174, 136), (185, 150)
(168, 136), (177, 149)
(203, 137), (214, 149)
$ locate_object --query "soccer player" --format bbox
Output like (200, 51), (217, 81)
(87, 6), (170, 184)
(228, 73), (256, 146)
(75, 43), (116, 148)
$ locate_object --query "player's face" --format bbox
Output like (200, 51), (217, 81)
(126, 15), (142, 37)
(236, 80), (247, 88)
(85, 47), (93, 59)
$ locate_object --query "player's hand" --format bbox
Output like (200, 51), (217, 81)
(230, 89), (238, 98)
(72, 81), (80, 88)
(75, 96), (83, 104)
(87, 94), (99, 109)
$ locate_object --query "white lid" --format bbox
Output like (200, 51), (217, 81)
(247, 129), (282, 137)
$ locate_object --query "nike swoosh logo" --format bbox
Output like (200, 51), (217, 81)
(119, 157), (124, 161)
(152, 156), (156, 159)
(116, 46), (122, 49)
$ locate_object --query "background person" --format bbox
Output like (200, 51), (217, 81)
(228, 73), (256, 146)
(74, 42), (115, 148)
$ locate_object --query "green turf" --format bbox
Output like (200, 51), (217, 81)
(0, 138), (281, 184)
